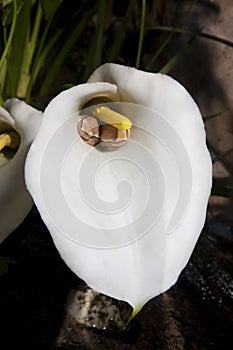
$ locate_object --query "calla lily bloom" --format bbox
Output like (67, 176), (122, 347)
(0, 99), (42, 243)
(25, 64), (212, 316)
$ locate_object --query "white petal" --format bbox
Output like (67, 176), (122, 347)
(0, 99), (42, 243)
(25, 67), (212, 311)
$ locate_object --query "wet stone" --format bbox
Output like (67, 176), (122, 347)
(59, 285), (132, 333)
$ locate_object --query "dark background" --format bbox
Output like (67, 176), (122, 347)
(0, 0), (232, 348)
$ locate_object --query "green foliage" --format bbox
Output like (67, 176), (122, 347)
(83, 0), (106, 81)
(40, 0), (62, 20)
(1, 0), (23, 26)
(0, 0), (151, 103)
(146, 30), (175, 71)
(2, 0), (14, 6)
(0, 0), (64, 102)
(135, 0), (146, 69)
(159, 35), (196, 74)
(107, 0), (136, 62)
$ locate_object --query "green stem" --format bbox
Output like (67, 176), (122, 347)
(125, 305), (142, 328)
(35, 29), (62, 86)
(29, 1), (43, 55)
(0, 0), (17, 71)
(0, 0), (17, 99)
(27, 1), (43, 72)
(135, 0), (146, 69)
(0, 28), (8, 102)
(17, 2), (43, 97)
(25, 6), (57, 103)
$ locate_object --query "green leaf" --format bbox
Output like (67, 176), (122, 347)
(146, 30), (175, 70)
(0, 256), (15, 275)
(2, 0), (14, 7)
(16, 1), (43, 97)
(136, 0), (146, 69)
(159, 35), (196, 74)
(0, 0), (18, 98)
(39, 0), (62, 20)
(1, 5), (12, 26)
(107, 0), (136, 62)
(1, 0), (23, 26)
(83, 0), (106, 81)
(38, 6), (96, 97)
(25, 0), (63, 101)
(6, 0), (30, 97)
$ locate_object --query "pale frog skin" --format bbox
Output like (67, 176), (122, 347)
(0, 99), (42, 243)
(25, 64), (212, 313)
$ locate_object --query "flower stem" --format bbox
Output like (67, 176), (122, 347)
(135, 0), (146, 69)
(125, 305), (142, 328)
(25, 4), (58, 103)
(17, 1), (43, 98)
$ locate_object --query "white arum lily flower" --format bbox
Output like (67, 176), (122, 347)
(0, 99), (42, 243)
(25, 63), (212, 317)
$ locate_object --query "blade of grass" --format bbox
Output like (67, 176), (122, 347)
(136, 0), (146, 69)
(0, 0), (17, 100)
(0, 60), (7, 105)
(83, 0), (106, 81)
(151, 26), (233, 49)
(25, 0), (62, 103)
(159, 35), (196, 74)
(39, 7), (96, 97)
(35, 28), (62, 79)
(17, 1), (43, 97)
(0, 28), (9, 103)
(107, 0), (137, 62)
(7, 0), (31, 97)
(2, 26), (14, 100)
(40, 0), (62, 20)
(146, 30), (175, 70)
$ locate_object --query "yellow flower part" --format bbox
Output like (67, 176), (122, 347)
(0, 131), (20, 151)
